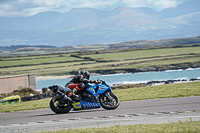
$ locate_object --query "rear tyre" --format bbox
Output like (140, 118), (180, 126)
(99, 92), (120, 110)
(50, 95), (72, 114)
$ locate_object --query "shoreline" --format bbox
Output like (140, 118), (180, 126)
(36, 67), (200, 81)
(36, 75), (74, 81)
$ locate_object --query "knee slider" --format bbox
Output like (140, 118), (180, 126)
(78, 83), (85, 89)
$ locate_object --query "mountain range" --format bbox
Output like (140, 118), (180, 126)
(0, 0), (200, 47)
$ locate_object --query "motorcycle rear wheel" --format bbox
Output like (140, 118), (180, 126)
(50, 95), (72, 114)
(99, 92), (120, 110)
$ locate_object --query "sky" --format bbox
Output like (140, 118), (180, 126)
(0, 0), (190, 18)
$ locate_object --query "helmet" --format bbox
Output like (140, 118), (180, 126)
(79, 70), (90, 80)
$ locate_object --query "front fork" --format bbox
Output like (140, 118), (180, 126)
(105, 92), (113, 101)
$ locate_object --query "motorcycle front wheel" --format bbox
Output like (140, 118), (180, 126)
(99, 92), (120, 110)
(50, 95), (72, 114)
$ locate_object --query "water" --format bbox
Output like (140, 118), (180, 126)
(37, 68), (200, 91)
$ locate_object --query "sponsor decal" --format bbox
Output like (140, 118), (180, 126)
(73, 102), (100, 109)
(99, 87), (104, 90)
(89, 88), (93, 91)
(73, 102), (81, 109)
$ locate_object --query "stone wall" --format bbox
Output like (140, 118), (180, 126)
(0, 74), (36, 94)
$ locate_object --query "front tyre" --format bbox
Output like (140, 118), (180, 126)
(99, 92), (120, 110)
(50, 95), (72, 114)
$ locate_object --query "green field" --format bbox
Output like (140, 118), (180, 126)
(0, 44), (200, 76)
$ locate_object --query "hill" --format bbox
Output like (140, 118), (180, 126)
(0, 0), (199, 47)
(0, 35), (200, 57)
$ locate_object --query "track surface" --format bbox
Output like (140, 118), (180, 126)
(0, 96), (200, 132)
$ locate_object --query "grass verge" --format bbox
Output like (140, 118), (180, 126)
(0, 81), (200, 113)
(0, 98), (50, 113)
(38, 121), (200, 133)
(113, 81), (200, 101)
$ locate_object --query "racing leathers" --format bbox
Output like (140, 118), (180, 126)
(65, 75), (97, 100)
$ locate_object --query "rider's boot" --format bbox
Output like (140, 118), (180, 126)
(68, 92), (80, 101)
(71, 93), (81, 101)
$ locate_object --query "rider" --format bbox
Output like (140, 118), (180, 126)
(65, 70), (99, 100)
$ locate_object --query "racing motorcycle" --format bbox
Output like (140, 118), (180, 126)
(48, 78), (120, 114)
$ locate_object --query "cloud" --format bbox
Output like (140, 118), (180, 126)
(120, 0), (181, 11)
(0, 0), (188, 17)
(154, 0), (180, 10)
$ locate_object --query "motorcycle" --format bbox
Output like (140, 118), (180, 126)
(48, 78), (120, 114)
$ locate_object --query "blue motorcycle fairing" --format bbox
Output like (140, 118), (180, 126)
(85, 85), (97, 96)
(72, 82), (112, 110)
(72, 101), (101, 109)
(96, 84), (111, 95)
(85, 83), (112, 96)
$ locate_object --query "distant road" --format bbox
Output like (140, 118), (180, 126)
(0, 96), (200, 132)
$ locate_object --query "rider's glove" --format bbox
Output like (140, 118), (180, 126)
(94, 80), (101, 84)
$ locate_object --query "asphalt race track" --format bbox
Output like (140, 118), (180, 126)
(0, 96), (200, 133)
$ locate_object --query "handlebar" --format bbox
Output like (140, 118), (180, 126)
(97, 78), (103, 81)
(97, 78), (106, 84)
